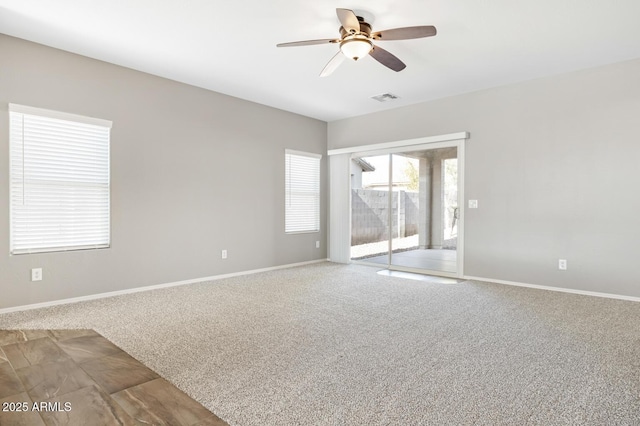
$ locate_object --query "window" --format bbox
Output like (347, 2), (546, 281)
(9, 104), (111, 254)
(285, 149), (321, 233)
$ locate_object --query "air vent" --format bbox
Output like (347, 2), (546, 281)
(371, 93), (400, 102)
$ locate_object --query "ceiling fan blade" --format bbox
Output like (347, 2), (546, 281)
(320, 51), (345, 77)
(369, 45), (406, 72)
(336, 8), (360, 33)
(277, 39), (339, 47)
(372, 25), (437, 41)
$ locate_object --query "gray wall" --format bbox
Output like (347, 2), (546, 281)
(329, 58), (640, 298)
(0, 35), (327, 309)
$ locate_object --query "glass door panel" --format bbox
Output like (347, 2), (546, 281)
(389, 149), (458, 274)
(443, 158), (458, 249)
(390, 154), (421, 269)
(350, 154), (390, 265)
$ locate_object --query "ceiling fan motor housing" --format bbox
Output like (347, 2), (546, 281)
(339, 19), (372, 37)
(339, 19), (373, 61)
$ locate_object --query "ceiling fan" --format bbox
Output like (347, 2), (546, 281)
(277, 8), (437, 77)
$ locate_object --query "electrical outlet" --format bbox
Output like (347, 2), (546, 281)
(558, 259), (567, 270)
(31, 268), (42, 281)
(468, 200), (478, 209)
(221, 249), (228, 259)
(316, 241), (320, 249)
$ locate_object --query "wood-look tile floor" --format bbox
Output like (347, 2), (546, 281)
(0, 329), (228, 426)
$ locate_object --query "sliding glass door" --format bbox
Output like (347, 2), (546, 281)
(350, 147), (460, 276)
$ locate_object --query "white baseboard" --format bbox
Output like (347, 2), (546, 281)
(464, 275), (640, 303)
(0, 259), (329, 315)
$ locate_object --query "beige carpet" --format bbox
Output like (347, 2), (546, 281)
(1, 262), (639, 425)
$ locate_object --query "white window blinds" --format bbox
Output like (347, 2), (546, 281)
(285, 149), (321, 233)
(9, 104), (112, 254)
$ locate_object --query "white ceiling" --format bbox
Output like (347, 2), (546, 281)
(1, 1), (640, 122)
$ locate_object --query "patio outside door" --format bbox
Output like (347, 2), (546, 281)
(350, 147), (459, 277)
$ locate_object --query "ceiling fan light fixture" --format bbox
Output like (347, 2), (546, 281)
(277, 8), (437, 76)
(340, 37), (372, 61)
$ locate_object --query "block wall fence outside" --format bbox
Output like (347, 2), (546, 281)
(351, 189), (419, 245)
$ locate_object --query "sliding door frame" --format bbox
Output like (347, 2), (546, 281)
(328, 132), (468, 278)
